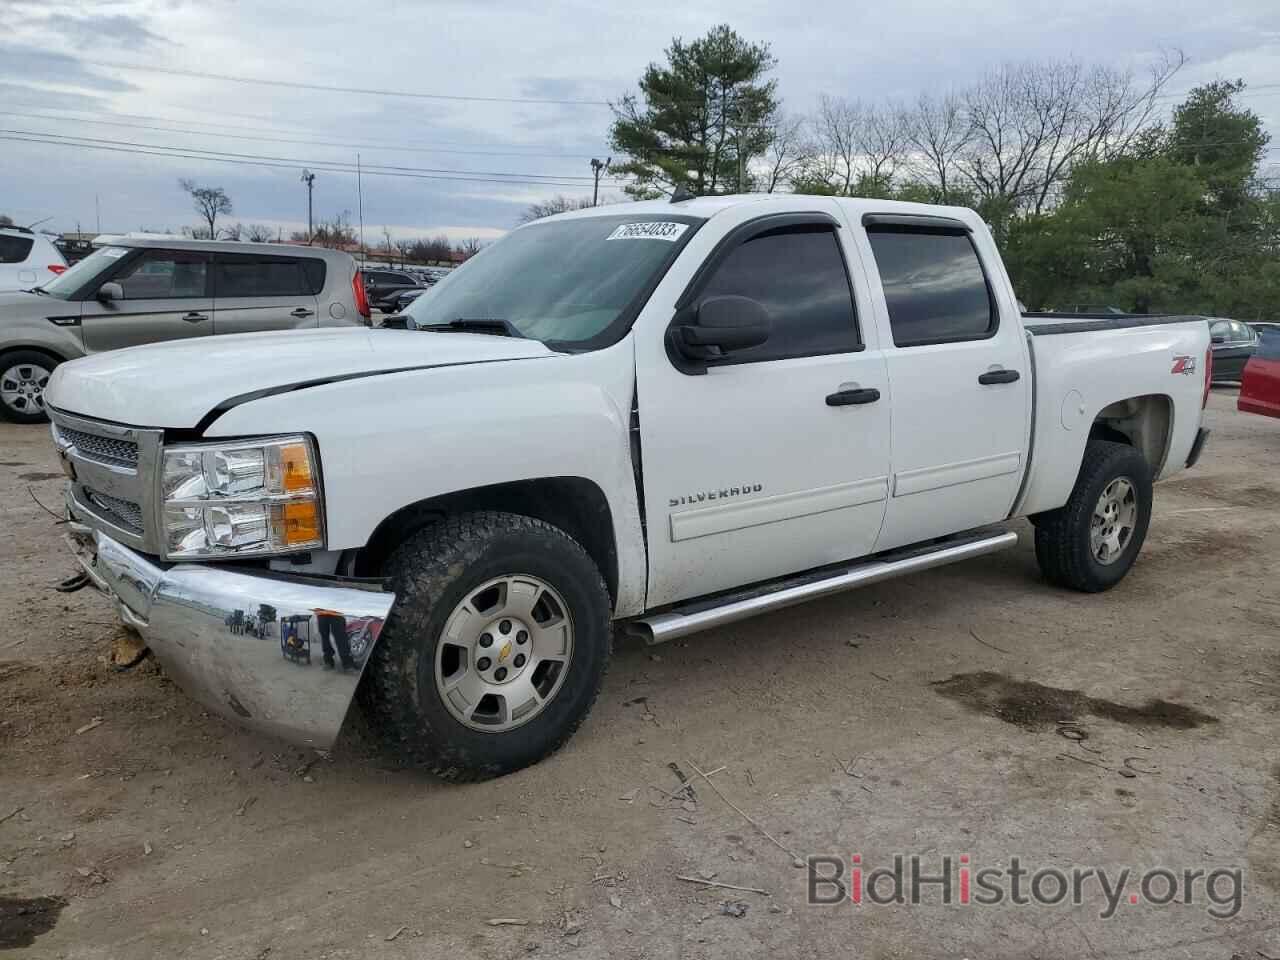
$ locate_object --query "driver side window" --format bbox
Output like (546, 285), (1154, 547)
(695, 224), (861, 365)
(115, 250), (209, 299)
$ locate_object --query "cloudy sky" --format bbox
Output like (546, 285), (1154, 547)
(1, 0), (1277, 242)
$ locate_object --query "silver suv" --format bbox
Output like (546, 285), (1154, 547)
(0, 235), (370, 423)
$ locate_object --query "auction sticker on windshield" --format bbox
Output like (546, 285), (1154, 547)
(606, 222), (689, 242)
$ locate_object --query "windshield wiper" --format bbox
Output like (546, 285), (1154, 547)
(418, 318), (523, 339)
(24, 286), (49, 296)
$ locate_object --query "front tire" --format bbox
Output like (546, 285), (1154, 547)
(1034, 439), (1153, 592)
(0, 350), (57, 424)
(360, 511), (612, 781)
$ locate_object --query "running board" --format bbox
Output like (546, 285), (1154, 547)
(627, 529), (1018, 645)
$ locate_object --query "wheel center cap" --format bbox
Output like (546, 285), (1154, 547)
(475, 617), (531, 684)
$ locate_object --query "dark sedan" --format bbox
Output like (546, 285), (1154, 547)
(363, 269), (421, 311)
(1210, 318), (1259, 381)
(387, 287), (427, 313)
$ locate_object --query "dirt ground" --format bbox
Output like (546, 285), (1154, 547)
(1, 389), (1278, 959)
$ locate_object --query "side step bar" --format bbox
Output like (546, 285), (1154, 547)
(627, 529), (1018, 645)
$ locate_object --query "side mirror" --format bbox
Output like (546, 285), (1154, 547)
(96, 281), (124, 302)
(1210, 332), (1226, 345)
(667, 295), (771, 374)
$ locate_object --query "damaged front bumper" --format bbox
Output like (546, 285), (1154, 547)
(65, 522), (395, 749)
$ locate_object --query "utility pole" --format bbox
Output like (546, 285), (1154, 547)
(590, 157), (611, 206)
(300, 169), (316, 242)
(356, 153), (366, 258)
(94, 194), (101, 234)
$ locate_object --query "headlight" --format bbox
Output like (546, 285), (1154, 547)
(160, 436), (324, 559)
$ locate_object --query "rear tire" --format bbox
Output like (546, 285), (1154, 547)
(359, 511), (611, 781)
(0, 349), (57, 424)
(1034, 439), (1153, 592)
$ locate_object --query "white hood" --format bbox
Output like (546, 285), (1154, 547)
(46, 327), (555, 428)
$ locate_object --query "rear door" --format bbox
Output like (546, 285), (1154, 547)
(851, 214), (1031, 551)
(212, 253), (322, 335)
(79, 248), (213, 352)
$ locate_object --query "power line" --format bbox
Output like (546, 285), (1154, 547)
(0, 133), (626, 189)
(0, 128), (627, 183)
(0, 109), (608, 160)
(82, 59), (615, 107)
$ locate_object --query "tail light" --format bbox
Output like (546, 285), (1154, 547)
(1203, 345), (1213, 408)
(352, 270), (371, 323)
(47, 264), (66, 275)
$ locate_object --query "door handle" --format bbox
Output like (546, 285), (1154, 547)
(182, 312), (208, 323)
(826, 387), (881, 406)
(978, 368), (1021, 385)
(290, 308), (316, 318)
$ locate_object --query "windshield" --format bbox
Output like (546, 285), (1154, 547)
(402, 214), (701, 348)
(38, 245), (130, 298)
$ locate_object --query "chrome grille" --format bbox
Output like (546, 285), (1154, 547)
(58, 426), (139, 469)
(86, 489), (144, 534)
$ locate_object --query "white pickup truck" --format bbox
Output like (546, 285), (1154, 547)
(46, 195), (1212, 780)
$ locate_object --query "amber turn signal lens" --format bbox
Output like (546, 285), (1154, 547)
(280, 442), (314, 493)
(281, 501), (321, 546)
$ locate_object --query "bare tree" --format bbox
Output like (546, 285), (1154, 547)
(905, 92), (972, 203)
(800, 94), (863, 194)
(857, 102), (909, 187)
(178, 179), (232, 238)
(0, 214), (13, 227)
(761, 113), (807, 192)
(245, 224), (274, 242)
(518, 195), (594, 224)
(222, 222), (243, 241)
(456, 237), (485, 259)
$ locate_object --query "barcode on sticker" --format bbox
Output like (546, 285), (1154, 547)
(606, 221), (689, 242)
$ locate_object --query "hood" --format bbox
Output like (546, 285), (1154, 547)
(0, 289), (56, 313)
(45, 327), (556, 429)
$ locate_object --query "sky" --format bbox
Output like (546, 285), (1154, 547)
(1, 0), (1278, 243)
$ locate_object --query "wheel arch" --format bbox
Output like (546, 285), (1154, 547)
(1090, 393), (1173, 474)
(0, 343), (69, 365)
(351, 476), (619, 605)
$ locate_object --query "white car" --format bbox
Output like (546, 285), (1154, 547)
(0, 226), (67, 292)
(47, 194), (1212, 781)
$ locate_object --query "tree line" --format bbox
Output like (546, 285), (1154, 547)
(594, 25), (1278, 318)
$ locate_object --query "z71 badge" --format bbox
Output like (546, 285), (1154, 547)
(1171, 355), (1197, 375)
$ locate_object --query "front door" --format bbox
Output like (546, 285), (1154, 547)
(212, 253), (321, 335)
(851, 216), (1031, 551)
(80, 248), (213, 352)
(634, 203), (892, 609)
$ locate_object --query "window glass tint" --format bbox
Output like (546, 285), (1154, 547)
(1232, 321), (1253, 342)
(696, 225), (859, 363)
(215, 256), (315, 297)
(0, 235), (35, 264)
(867, 228), (995, 346)
(1210, 320), (1231, 340)
(116, 251), (208, 299)
(300, 259), (326, 294)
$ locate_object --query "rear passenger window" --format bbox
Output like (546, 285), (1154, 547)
(695, 224), (860, 363)
(867, 227), (996, 347)
(215, 256), (323, 297)
(0, 235), (35, 264)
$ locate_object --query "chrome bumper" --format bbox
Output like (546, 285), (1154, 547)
(65, 523), (395, 749)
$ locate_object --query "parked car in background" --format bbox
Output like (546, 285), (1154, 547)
(362, 269), (421, 311)
(1, 226), (67, 292)
(387, 287), (428, 313)
(1209, 318), (1258, 381)
(0, 235), (368, 423)
(1239, 327), (1280, 419)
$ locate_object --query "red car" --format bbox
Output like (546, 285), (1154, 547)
(1239, 327), (1280, 419)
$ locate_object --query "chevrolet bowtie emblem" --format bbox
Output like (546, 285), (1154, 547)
(498, 641), (513, 663)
